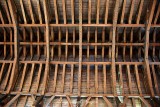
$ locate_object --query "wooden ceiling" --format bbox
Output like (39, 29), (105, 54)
(0, 0), (160, 106)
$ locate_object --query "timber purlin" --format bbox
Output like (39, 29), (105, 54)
(0, 0), (160, 106)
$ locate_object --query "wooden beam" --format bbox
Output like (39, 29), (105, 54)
(28, 0), (35, 23)
(20, 0), (27, 24)
(18, 63), (27, 91)
(120, 0), (126, 24)
(61, 64), (66, 93)
(119, 64), (124, 95)
(66, 96), (73, 107)
(151, 65), (159, 95)
(95, 65), (98, 93)
(71, 0), (74, 24)
(42, 0), (50, 95)
(53, 0), (59, 24)
(35, 64), (43, 93)
(82, 96), (91, 107)
(132, 98), (136, 107)
(103, 65), (107, 94)
(104, 0), (109, 24)
(7, 0), (19, 93)
(3, 63), (12, 90)
(62, 0), (67, 24)
(112, 0), (119, 96)
(127, 65), (132, 94)
(37, 0), (42, 24)
(139, 97), (151, 107)
(44, 96), (55, 107)
(144, 0), (156, 97)
(103, 96), (113, 107)
(154, 4), (160, 24)
(121, 96), (129, 107)
(70, 64), (74, 93)
(136, 0), (144, 24)
(4, 94), (20, 107)
(128, 0), (135, 24)
(28, 64), (35, 91)
(78, 0), (82, 96)
(134, 65), (142, 95)
(53, 64), (58, 92)
(0, 63), (5, 82)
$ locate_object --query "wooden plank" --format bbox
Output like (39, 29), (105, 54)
(44, 96), (55, 107)
(82, 96), (91, 107)
(103, 96), (113, 107)
(4, 94), (20, 107)
(139, 97), (151, 107)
